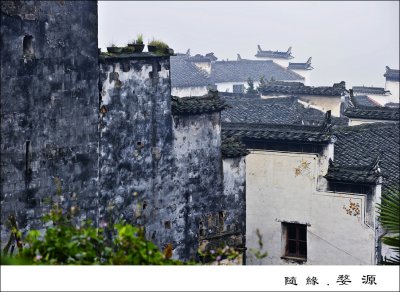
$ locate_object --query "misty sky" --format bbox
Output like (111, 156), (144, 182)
(98, 1), (399, 88)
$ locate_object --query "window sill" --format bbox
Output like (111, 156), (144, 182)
(281, 256), (307, 263)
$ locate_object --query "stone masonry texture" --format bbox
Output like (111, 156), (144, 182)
(1, 1), (246, 262)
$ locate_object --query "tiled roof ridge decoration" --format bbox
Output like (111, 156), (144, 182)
(260, 80), (348, 96)
(221, 136), (250, 158)
(171, 89), (228, 115)
(384, 66), (400, 82)
(352, 86), (391, 95)
(255, 45), (294, 59)
(325, 155), (382, 185)
(288, 57), (314, 70)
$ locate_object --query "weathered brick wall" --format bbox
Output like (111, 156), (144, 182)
(1, 1), (99, 244)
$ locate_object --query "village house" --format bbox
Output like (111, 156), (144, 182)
(384, 66), (400, 100)
(259, 81), (348, 117)
(221, 95), (399, 265)
(254, 45), (294, 68)
(287, 57), (313, 86)
(352, 86), (394, 106)
(342, 90), (399, 126)
(170, 49), (306, 97)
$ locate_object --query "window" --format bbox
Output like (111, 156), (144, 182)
(233, 84), (244, 94)
(282, 222), (307, 260)
(23, 35), (34, 56)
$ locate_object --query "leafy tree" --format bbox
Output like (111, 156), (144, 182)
(246, 77), (257, 95)
(378, 190), (400, 265)
(257, 76), (267, 94)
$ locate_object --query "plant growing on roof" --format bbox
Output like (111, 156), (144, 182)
(257, 75), (267, 94)
(148, 39), (169, 54)
(136, 34), (144, 45)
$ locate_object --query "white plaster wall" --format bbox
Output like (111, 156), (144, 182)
(246, 151), (376, 265)
(223, 157), (246, 201)
(349, 118), (398, 126)
(217, 80), (303, 93)
(216, 81), (260, 93)
(354, 93), (398, 106)
(290, 69), (311, 86)
(299, 95), (341, 117)
(171, 86), (208, 97)
(385, 80), (400, 101)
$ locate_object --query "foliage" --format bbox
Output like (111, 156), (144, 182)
(148, 39), (169, 50)
(2, 203), (183, 265)
(248, 229), (268, 264)
(246, 77), (257, 95)
(136, 34), (144, 45)
(257, 76), (267, 93)
(378, 190), (400, 265)
(197, 242), (240, 265)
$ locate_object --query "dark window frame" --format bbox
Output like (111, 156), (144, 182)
(282, 222), (307, 261)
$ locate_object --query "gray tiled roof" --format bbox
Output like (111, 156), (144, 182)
(333, 123), (400, 193)
(343, 106), (399, 121)
(352, 86), (390, 95)
(212, 60), (304, 83)
(222, 122), (333, 144)
(221, 137), (250, 158)
(288, 57), (313, 70)
(351, 95), (382, 107)
(325, 159), (381, 185)
(170, 55), (213, 88)
(222, 96), (348, 126)
(260, 81), (347, 96)
(171, 90), (227, 115)
(255, 45), (294, 59)
(384, 66), (400, 82)
(187, 53), (218, 63)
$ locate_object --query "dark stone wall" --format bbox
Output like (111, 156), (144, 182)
(1, 1), (99, 243)
(98, 56), (178, 255)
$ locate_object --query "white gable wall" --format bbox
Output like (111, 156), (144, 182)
(171, 86), (208, 97)
(385, 80), (400, 101)
(254, 56), (290, 68)
(246, 150), (377, 265)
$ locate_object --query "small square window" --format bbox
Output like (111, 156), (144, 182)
(233, 84), (244, 94)
(282, 222), (307, 260)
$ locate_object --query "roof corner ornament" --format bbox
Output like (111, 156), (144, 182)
(306, 57), (312, 64)
(257, 45), (262, 52)
(237, 54), (242, 61)
(371, 152), (382, 173)
(386, 66), (391, 71)
(287, 46), (292, 54)
(186, 49), (190, 56)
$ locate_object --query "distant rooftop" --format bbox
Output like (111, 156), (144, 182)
(255, 45), (294, 59)
(221, 96), (348, 126)
(260, 81), (347, 96)
(384, 66), (400, 82)
(343, 94), (400, 121)
(212, 60), (304, 83)
(170, 55), (213, 88)
(288, 57), (314, 70)
(352, 86), (391, 95)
